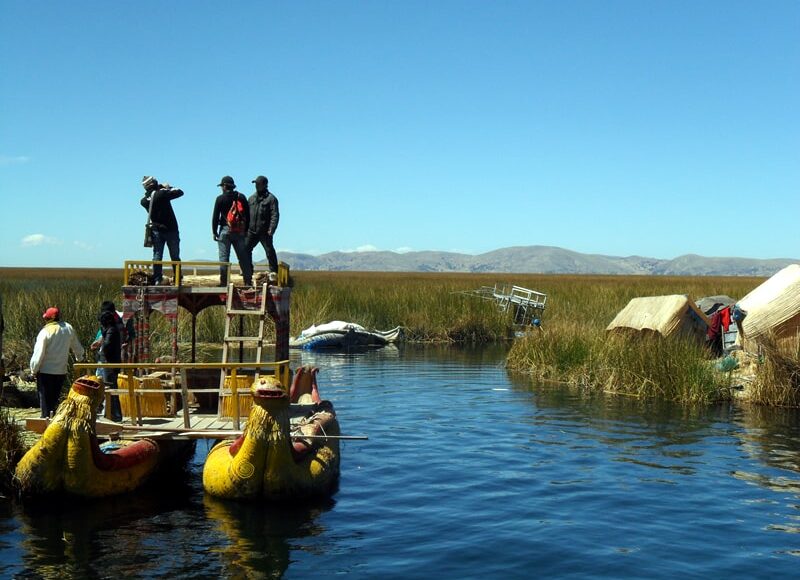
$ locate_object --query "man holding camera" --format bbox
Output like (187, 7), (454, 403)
(141, 176), (184, 285)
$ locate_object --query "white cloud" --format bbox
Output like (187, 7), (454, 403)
(22, 234), (62, 247)
(338, 245), (380, 253)
(0, 155), (30, 166)
(73, 241), (94, 251)
(395, 246), (414, 254)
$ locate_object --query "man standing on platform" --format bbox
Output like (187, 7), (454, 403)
(30, 307), (85, 418)
(141, 176), (184, 285)
(245, 175), (280, 276)
(212, 176), (252, 286)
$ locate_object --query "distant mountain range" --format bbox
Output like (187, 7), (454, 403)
(274, 246), (797, 277)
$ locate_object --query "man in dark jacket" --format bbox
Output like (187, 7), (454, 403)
(99, 310), (123, 422)
(245, 175), (280, 275)
(141, 176), (184, 285)
(212, 176), (253, 286)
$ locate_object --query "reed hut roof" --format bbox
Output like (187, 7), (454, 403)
(737, 264), (800, 349)
(606, 294), (709, 340)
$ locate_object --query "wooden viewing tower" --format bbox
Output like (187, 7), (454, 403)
(28, 259), (294, 440)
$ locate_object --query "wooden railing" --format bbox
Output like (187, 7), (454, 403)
(74, 361), (290, 431)
(123, 260), (234, 286)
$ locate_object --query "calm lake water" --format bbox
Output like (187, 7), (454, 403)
(2, 344), (800, 578)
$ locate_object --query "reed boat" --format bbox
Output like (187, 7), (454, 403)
(15, 376), (172, 498)
(289, 320), (403, 350)
(203, 365), (340, 500)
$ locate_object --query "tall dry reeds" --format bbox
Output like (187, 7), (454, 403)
(0, 406), (26, 495)
(0, 269), (516, 367)
(3, 267), (785, 405)
(747, 334), (800, 407)
(506, 274), (761, 404)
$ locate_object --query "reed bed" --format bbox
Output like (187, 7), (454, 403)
(2, 267), (796, 406)
(0, 406), (25, 495)
(0, 269), (512, 368)
(505, 274), (766, 405)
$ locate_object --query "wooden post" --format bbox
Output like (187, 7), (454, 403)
(125, 373), (138, 426)
(180, 368), (191, 428)
(231, 367), (240, 431)
(191, 313), (197, 363)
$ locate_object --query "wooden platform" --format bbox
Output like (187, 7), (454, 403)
(25, 413), (245, 441)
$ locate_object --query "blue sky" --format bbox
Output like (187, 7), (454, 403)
(1, 1), (798, 268)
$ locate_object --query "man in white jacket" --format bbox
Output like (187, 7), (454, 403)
(30, 307), (85, 418)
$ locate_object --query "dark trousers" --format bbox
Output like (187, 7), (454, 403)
(36, 373), (65, 418)
(151, 229), (181, 284)
(103, 368), (123, 422)
(246, 232), (278, 273)
(217, 227), (253, 285)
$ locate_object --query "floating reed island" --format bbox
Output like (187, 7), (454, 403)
(507, 265), (800, 406)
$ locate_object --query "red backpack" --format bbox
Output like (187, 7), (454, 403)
(226, 196), (246, 234)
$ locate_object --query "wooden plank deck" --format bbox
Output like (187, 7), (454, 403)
(25, 412), (245, 441)
(102, 413), (243, 440)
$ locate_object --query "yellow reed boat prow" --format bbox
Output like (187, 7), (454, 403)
(203, 365), (341, 500)
(15, 376), (161, 498)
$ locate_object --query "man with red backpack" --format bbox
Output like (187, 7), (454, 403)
(212, 176), (252, 286)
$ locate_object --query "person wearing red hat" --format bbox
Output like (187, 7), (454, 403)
(30, 307), (85, 418)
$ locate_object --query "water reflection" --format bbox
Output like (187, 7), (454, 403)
(507, 365), (800, 541)
(293, 342), (512, 369)
(5, 344), (800, 575)
(203, 495), (333, 578)
(12, 467), (197, 578)
(730, 404), (800, 507)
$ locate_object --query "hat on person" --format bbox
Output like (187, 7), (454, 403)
(252, 175), (268, 187)
(42, 307), (60, 320)
(218, 176), (235, 187)
(142, 176), (157, 190)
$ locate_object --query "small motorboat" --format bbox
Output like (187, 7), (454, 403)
(289, 320), (403, 350)
(203, 366), (340, 500)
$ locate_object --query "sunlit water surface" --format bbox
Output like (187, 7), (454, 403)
(2, 345), (800, 578)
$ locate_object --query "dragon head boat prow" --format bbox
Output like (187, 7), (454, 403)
(251, 375), (287, 399)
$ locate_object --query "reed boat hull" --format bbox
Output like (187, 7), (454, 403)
(14, 376), (176, 498)
(203, 368), (341, 500)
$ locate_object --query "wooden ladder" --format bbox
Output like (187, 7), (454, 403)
(220, 282), (269, 427)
